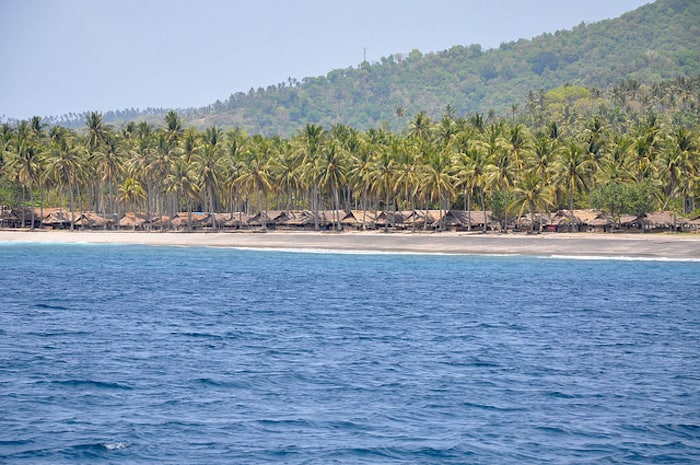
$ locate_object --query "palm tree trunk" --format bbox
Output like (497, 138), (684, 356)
(29, 180), (35, 231)
(480, 187), (487, 233)
(466, 189), (472, 231)
(68, 181), (75, 231)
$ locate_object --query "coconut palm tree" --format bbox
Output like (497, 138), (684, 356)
(118, 177), (146, 216)
(371, 137), (397, 232)
(94, 133), (124, 217)
(513, 171), (553, 232)
(47, 128), (82, 230)
(192, 142), (224, 226)
(394, 138), (422, 232)
(164, 157), (198, 230)
(316, 137), (348, 230)
(421, 147), (455, 231)
(293, 124), (325, 230)
(554, 141), (592, 231)
(484, 124), (515, 231)
(164, 110), (184, 144)
(453, 133), (490, 232)
(10, 143), (41, 229)
(237, 136), (275, 229)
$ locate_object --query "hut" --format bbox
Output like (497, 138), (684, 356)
(41, 208), (74, 229)
(404, 210), (442, 231)
(375, 210), (411, 230)
(74, 212), (115, 230)
(279, 210), (343, 230)
(687, 216), (700, 233)
(117, 212), (152, 231)
(247, 210), (291, 230)
(546, 209), (604, 232)
(170, 212), (210, 230)
(438, 210), (496, 232)
(340, 210), (376, 230)
(634, 211), (688, 232)
(515, 212), (550, 232)
(222, 212), (250, 230)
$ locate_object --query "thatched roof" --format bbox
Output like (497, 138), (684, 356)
(404, 210), (442, 226)
(247, 210), (288, 226)
(170, 212), (210, 228)
(636, 211), (687, 227)
(515, 212), (551, 227)
(222, 212), (250, 227)
(118, 212), (152, 227)
(74, 211), (114, 228)
(340, 210), (377, 225)
(375, 210), (410, 225)
(436, 210), (495, 227)
(619, 214), (637, 225)
(549, 209), (604, 225)
(42, 209), (73, 225)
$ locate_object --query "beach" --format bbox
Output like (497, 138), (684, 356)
(2, 230), (700, 259)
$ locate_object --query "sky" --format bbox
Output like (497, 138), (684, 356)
(0, 0), (651, 121)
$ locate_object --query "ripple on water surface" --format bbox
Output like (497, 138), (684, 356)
(1, 244), (699, 464)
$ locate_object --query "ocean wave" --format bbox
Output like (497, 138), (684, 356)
(546, 254), (700, 262)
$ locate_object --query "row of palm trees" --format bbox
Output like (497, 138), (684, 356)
(1, 109), (698, 231)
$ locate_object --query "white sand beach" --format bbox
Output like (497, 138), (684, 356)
(2, 230), (700, 259)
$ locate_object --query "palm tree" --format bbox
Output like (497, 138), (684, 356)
(316, 138), (348, 230)
(94, 133), (124, 217)
(47, 128), (82, 230)
(237, 136), (275, 229)
(554, 141), (592, 231)
(85, 112), (111, 212)
(164, 157), (198, 230)
(371, 137), (397, 232)
(421, 147), (455, 231)
(164, 110), (184, 144)
(150, 131), (179, 219)
(394, 138), (422, 232)
(293, 124), (325, 230)
(192, 142), (224, 226)
(484, 124), (514, 231)
(11, 143), (41, 229)
(349, 133), (375, 229)
(118, 177), (147, 218)
(513, 171), (553, 232)
(453, 133), (490, 232)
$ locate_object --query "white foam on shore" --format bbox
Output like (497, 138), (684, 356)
(547, 254), (700, 263)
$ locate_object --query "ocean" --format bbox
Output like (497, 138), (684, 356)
(1, 243), (699, 464)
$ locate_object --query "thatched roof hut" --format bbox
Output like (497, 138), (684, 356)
(340, 210), (377, 229)
(435, 210), (496, 231)
(403, 210), (442, 229)
(247, 210), (290, 228)
(41, 209), (73, 229)
(118, 212), (152, 230)
(169, 212), (210, 229)
(634, 211), (688, 232)
(547, 209), (605, 232)
(74, 212), (115, 229)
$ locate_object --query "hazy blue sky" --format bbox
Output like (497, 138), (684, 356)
(1, 0), (650, 120)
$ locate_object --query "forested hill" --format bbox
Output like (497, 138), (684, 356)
(52, 0), (700, 135)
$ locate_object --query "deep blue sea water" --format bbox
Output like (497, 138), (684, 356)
(1, 243), (699, 464)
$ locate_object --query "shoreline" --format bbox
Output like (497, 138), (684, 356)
(2, 230), (700, 260)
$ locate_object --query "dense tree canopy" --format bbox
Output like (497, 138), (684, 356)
(2, 76), (699, 231)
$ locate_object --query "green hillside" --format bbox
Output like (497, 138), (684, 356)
(49, 0), (700, 135)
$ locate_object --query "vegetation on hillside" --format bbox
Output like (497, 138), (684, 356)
(1, 75), (699, 232)
(20, 0), (700, 136)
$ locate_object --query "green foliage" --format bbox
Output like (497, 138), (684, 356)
(13, 0), (698, 137)
(590, 182), (654, 218)
(489, 190), (516, 228)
